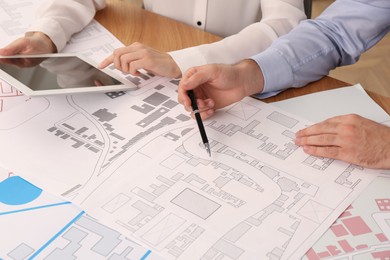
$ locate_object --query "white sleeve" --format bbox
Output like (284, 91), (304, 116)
(27, 0), (106, 52)
(169, 0), (306, 74)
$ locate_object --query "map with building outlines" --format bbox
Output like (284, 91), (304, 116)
(304, 173), (390, 259)
(0, 167), (163, 259)
(0, 1), (385, 258)
(0, 72), (380, 259)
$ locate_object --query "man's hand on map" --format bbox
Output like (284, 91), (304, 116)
(295, 114), (390, 169)
(178, 60), (265, 120)
(0, 32), (57, 56)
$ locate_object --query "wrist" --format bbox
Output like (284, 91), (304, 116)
(166, 54), (182, 78)
(235, 59), (264, 97)
(26, 31), (57, 53)
(171, 63), (182, 78)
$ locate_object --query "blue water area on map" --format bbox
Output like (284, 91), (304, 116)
(0, 176), (42, 205)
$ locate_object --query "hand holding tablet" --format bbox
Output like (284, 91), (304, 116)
(0, 53), (137, 96)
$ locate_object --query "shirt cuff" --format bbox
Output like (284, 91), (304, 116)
(27, 18), (68, 52)
(250, 48), (294, 96)
(169, 47), (208, 75)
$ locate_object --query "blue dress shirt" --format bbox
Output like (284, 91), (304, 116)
(251, 0), (390, 98)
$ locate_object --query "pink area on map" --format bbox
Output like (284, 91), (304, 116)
(356, 244), (368, 249)
(376, 199), (390, 211)
(338, 211), (352, 218)
(376, 233), (389, 242)
(372, 250), (390, 259)
(326, 245), (342, 256)
(0, 81), (12, 94)
(338, 240), (354, 252)
(317, 251), (331, 258)
(342, 216), (372, 235)
(305, 248), (320, 260)
(0, 81), (23, 97)
(331, 224), (349, 237)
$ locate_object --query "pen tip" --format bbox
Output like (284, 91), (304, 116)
(205, 143), (211, 157)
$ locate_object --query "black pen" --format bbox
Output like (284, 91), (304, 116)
(187, 89), (211, 157)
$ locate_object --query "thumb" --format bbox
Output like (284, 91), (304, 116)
(180, 66), (213, 91)
(0, 38), (30, 55)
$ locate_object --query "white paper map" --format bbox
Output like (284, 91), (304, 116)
(0, 1), (385, 259)
(304, 173), (390, 259)
(0, 69), (380, 259)
(0, 166), (163, 259)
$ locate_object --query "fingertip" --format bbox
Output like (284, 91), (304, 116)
(200, 108), (214, 120)
(128, 69), (140, 77)
(204, 99), (215, 109)
(302, 145), (314, 154)
(100, 54), (115, 68)
(296, 129), (307, 137)
(206, 108), (214, 116)
(99, 59), (111, 69)
(98, 62), (106, 69)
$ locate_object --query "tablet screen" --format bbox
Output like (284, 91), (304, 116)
(0, 55), (122, 91)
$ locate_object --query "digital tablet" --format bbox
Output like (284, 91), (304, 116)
(0, 53), (137, 96)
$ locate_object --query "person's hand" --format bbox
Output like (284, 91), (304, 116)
(0, 32), (57, 56)
(295, 114), (390, 169)
(178, 59), (264, 119)
(99, 42), (181, 78)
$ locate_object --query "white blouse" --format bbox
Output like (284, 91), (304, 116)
(28, 0), (306, 74)
(143, 0), (263, 37)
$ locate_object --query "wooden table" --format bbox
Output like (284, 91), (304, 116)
(95, 0), (220, 52)
(95, 0), (390, 114)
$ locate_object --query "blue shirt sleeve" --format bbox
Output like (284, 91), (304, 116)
(251, 0), (390, 97)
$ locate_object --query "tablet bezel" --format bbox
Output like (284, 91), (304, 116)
(0, 53), (137, 96)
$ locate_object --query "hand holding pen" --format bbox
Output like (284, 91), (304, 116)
(187, 89), (211, 157)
